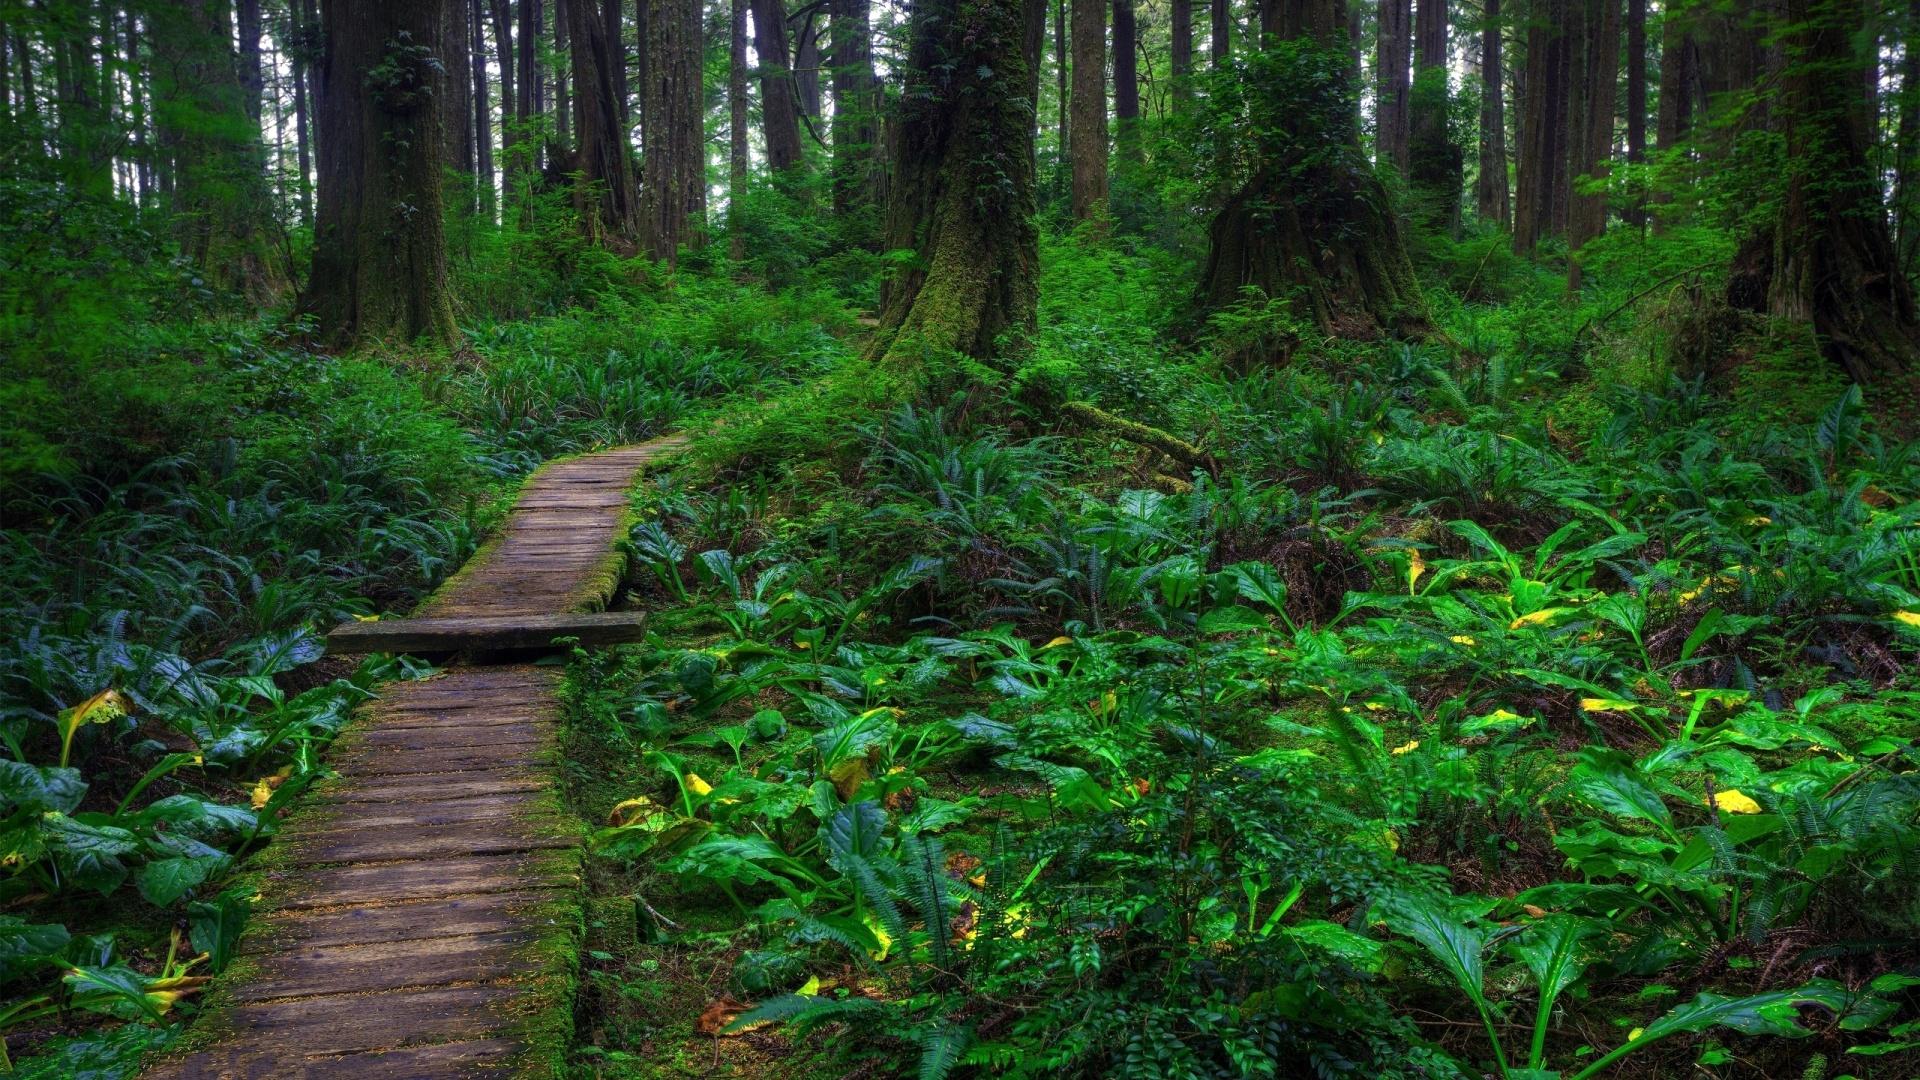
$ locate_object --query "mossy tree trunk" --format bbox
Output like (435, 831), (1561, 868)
(300, 0), (458, 347)
(1195, 0), (1425, 341)
(152, 0), (287, 305)
(1407, 0), (1460, 234)
(1742, 0), (1919, 381)
(869, 0), (1044, 366)
(569, 0), (640, 246)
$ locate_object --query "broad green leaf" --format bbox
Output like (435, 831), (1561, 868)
(1570, 747), (1675, 837)
(0, 760), (87, 815)
(135, 855), (226, 908)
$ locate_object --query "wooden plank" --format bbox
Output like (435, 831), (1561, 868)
(264, 855), (576, 910)
(145, 1037), (524, 1080)
(282, 820), (573, 867)
(325, 611), (646, 654)
(242, 892), (558, 953)
(232, 931), (539, 1002)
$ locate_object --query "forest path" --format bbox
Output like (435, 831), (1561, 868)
(144, 436), (687, 1080)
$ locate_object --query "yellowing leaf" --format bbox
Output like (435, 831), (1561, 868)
(1744, 515), (1771, 527)
(1390, 739), (1420, 755)
(1509, 607), (1573, 630)
(249, 779), (273, 810)
(794, 639), (811, 650)
(1706, 789), (1762, 814)
(827, 758), (869, 801)
(684, 773), (714, 797)
(1041, 636), (1074, 650)
(607, 797), (661, 827)
(1893, 611), (1920, 628)
(1407, 549), (1427, 594)
(351, 613), (381, 623)
(796, 975), (821, 997)
(1450, 634), (1476, 646)
(1580, 697), (1640, 713)
(867, 918), (894, 960)
(1627, 1027), (1644, 1042)
(57, 689), (130, 767)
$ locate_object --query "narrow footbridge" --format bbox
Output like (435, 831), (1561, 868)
(144, 437), (685, 1079)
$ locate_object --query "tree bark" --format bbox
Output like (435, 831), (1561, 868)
(555, 0), (571, 142)
(1056, 0), (1068, 183)
(830, 0), (881, 223)
(1212, 0), (1229, 65)
(238, 0), (264, 124)
(1408, 0), (1460, 231)
(445, 0), (476, 188)
(1566, 0), (1619, 282)
(490, 0), (518, 186)
(293, 0), (317, 225)
(1113, 0), (1139, 160)
(753, 0), (806, 174)
(1069, 0), (1108, 218)
(729, 0), (749, 255)
(606, 0), (627, 123)
(1896, 0), (1920, 269)
(871, 0), (1044, 365)
(474, 0), (495, 219)
(1476, 0), (1509, 225)
(1513, 0), (1569, 251)
(794, 8), (822, 118)
(1750, 0), (1918, 380)
(1172, 0), (1193, 105)
(1375, 0), (1411, 171)
(152, 0), (286, 302)
(518, 0), (540, 171)
(1197, 0), (1425, 342)
(570, 0), (639, 242)
(641, 0), (705, 260)
(301, 0), (458, 346)
(1623, 0), (1644, 226)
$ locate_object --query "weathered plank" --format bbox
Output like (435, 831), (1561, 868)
(326, 610), (647, 654)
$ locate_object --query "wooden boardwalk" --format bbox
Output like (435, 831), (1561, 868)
(146, 437), (684, 1080)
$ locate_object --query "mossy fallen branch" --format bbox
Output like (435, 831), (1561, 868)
(1061, 401), (1216, 474)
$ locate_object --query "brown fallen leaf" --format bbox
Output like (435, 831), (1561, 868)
(695, 997), (771, 1036)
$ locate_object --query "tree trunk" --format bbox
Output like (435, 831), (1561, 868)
(475, 0), (495, 219)
(301, 0), (458, 346)
(1476, 0), (1509, 225)
(1566, 0), (1619, 283)
(1172, 0), (1192, 105)
(490, 0), (518, 186)
(1622, 0), (1644, 227)
(570, 0), (639, 242)
(830, 0), (881, 223)
(13, 25), (36, 130)
(1212, 0), (1230, 65)
(152, 0), (286, 303)
(293, 0), (316, 225)
(1056, 0), (1068, 184)
(1896, 0), (1920, 269)
(1197, 0), (1425, 343)
(445, 0), (476, 190)
(635, 0), (648, 143)
(605, 0), (627, 122)
(518, 0), (540, 172)
(1069, 0), (1108, 218)
(238, 0), (264, 124)
(1408, 0), (1460, 232)
(1113, 0), (1139, 160)
(1750, 0), (1918, 380)
(555, 0), (571, 143)
(794, 8), (822, 118)
(1513, 0), (1569, 251)
(729, 0), (749, 256)
(1375, 0), (1411, 171)
(641, 0), (705, 260)
(871, 0), (1044, 365)
(753, 0), (806, 174)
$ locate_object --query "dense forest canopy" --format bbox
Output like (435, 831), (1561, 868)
(2, 0), (1920, 1076)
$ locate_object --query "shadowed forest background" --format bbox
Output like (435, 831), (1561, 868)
(3, 0), (1920, 1075)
